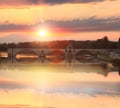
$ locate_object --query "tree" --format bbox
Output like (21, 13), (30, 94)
(103, 36), (109, 42)
(118, 38), (120, 49)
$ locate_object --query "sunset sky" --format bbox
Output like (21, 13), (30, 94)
(0, 0), (120, 42)
(1, 1), (120, 107)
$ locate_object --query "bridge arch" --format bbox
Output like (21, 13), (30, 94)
(15, 49), (39, 62)
(46, 50), (65, 63)
(75, 50), (95, 55)
(75, 50), (97, 63)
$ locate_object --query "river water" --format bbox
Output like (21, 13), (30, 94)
(0, 53), (120, 108)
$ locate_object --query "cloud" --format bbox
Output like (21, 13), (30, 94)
(46, 17), (120, 32)
(41, 0), (105, 5)
(0, 78), (120, 96)
(0, 0), (108, 6)
(0, 80), (26, 89)
(0, 23), (33, 32)
(0, 104), (55, 108)
(0, 17), (120, 32)
(41, 81), (120, 96)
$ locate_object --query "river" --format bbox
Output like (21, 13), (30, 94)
(0, 53), (120, 108)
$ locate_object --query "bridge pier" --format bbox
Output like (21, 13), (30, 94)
(8, 48), (14, 63)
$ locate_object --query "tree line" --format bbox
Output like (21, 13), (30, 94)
(0, 36), (120, 51)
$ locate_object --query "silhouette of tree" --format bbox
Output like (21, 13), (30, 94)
(8, 43), (16, 48)
(0, 36), (119, 51)
(118, 37), (120, 49)
(103, 36), (109, 42)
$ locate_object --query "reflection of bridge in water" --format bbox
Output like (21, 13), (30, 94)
(0, 63), (118, 77)
(7, 44), (119, 63)
(0, 61), (119, 77)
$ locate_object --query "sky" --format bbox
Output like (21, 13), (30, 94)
(1, 1), (120, 107)
(0, 0), (120, 42)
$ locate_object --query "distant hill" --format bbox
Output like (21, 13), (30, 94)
(0, 34), (39, 43)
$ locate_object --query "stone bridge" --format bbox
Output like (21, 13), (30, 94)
(7, 48), (113, 58)
(7, 44), (120, 63)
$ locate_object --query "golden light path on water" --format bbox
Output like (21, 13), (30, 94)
(0, 62), (120, 108)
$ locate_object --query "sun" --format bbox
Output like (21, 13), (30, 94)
(39, 30), (47, 37)
(37, 28), (50, 41)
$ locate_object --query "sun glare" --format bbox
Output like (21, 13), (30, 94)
(37, 28), (51, 41)
(39, 30), (46, 37)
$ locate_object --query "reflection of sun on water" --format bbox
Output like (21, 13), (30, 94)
(41, 20), (44, 23)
